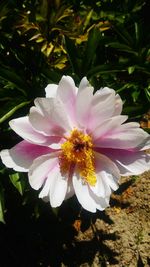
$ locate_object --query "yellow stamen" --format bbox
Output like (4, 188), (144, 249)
(59, 129), (96, 186)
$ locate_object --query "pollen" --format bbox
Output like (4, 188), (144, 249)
(59, 129), (96, 186)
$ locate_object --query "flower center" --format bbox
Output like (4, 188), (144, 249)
(59, 129), (96, 186)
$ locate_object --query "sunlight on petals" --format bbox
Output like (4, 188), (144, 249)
(1, 75), (150, 213)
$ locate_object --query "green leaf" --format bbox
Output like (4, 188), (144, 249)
(113, 24), (134, 46)
(42, 68), (62, 83)
(0, 183), (5, 224)
(9, 173), (24, 195)
(0, 66), (29, 95)
(144, 87), (150, 102)
(87, 63), (126, 77)
(82, 27), (102, 73)
(128, 66), (135, 74)
(108, 42), (138, 55)
(64, 36), (80, 75)
(0, 100), (31, 124)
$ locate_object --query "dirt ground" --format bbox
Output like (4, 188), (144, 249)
(61, 171), (150, 267)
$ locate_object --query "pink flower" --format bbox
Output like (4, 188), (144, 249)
(1, 76), (150, 212)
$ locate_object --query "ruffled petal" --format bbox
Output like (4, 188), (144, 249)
(98, 148), (150, 176)
(95, 122), (149, 150)
(90, 172), (112, 198)
(9, 116), (50, 145)
(39, 160), (73, 205)
(39, 164), (68, 207)
(45, 84), (58, 98)
(93, 115), (128, 140)
(88, 189), (110, 211)
(30, 98), (71, 135)
(73, 174), (97, 212)
(28, 152), (59, 190)
(0, 141), (53, 172)
(87, 87), (116, 131)
(90, 152), (120, 197)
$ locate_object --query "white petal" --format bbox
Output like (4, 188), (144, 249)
(90, 152), (119, 198)
(95, 122), (149, 150)
(39, 175), (52, 199)
(33, 98), (71, 133)
(56, 75), (78, 125)
(113, 94), (123, 115)
(116, 151), (150, 176)
(48, 167), (68, 207)
(90, 88), (116, 127)
(95, 152), (120, 179)
(45, 84), (58, 98)
(28, 152), (59, 190)
(29, 106), (52, 135)
(1, 148), (28, 172)
(9, 116), (48, 144)
(79, 77), (90, 90)
(65, 180), (74, 200)
(0, 141), (52, 172)
(73, 174), (96, 212)
(89, 189), (110, 211)
(95, 87), (114, 97)
(76, 77), (94, 128)
(93, 115), (128, 140)
(90, 172), (111, 198)
(100, 148), (150, 176)
(101, 171), (119, 191)
(57, 75), (78, 99)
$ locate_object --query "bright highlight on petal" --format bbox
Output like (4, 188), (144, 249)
(0, 75), (150, 213)
(60, 129), (96, 186)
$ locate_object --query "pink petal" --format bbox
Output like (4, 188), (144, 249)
(76, 77), (94, 128)
(30, 98), (71, 134)
(57, 75), (78, 98)
(45, 84), (58, 98)
(9, 116), (50, 145)
(0, 141), (53, 172)
(139, 136), (150, 151)
(97, 148), (150, 176)
(28, 152), (59, 190)
(88, 87), (116, 131)
(93, 115), (128, 140)
(56, 76), (78, 126)
(73, 174), (97, 212)
(94, 122), (149, 150)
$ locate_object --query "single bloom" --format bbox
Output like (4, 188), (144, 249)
(1, 76), (150, 212)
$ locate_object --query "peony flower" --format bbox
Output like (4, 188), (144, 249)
(1, 76), (150, 212)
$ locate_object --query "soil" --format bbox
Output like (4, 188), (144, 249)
(61, 171), (150, 267)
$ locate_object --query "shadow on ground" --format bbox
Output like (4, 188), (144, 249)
(0, 176), (136, 267)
